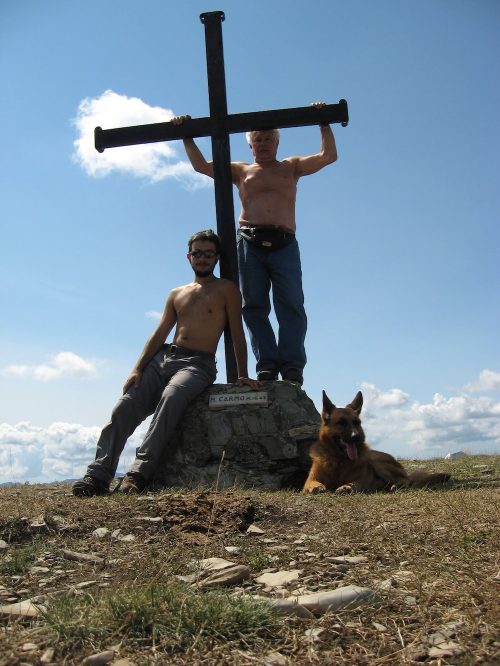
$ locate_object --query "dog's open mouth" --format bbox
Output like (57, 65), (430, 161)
(341, 439), (358, 460)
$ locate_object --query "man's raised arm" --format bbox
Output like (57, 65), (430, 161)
(183, 138), (215, 178)
(171, 115), (214, 178)
(293, 102), (338, 177)
(173, 115), (245, 183)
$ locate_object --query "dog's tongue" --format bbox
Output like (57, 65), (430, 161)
(343, 440), (358, 461)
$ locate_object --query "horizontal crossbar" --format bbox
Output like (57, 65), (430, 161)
(94, 101), (349, 152)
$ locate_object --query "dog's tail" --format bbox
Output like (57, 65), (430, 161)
(407, 471), (451, 488)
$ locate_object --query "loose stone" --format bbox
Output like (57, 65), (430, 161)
(81, 651), (116, 665)
(255, 570), (302, 588)
(246, 524), (266, 535)
(199, 565), (251, 588)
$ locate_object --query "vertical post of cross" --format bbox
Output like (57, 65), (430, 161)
(200, 11), (239, 383)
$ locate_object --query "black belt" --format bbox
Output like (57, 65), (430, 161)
(240, 225), (295, 237)
(239, 226), (296, 251)
(163, 343), (215, 360)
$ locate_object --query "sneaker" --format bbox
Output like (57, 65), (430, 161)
(257, 370), (278, 381)
(72, 475), (109, 497)
(119, 472), (148, 494)
(282, 368), (304, 385)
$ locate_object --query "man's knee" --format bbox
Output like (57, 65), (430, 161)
(110, 392), (141, 422)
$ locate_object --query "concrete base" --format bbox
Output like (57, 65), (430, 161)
(153, 381), (320, 490)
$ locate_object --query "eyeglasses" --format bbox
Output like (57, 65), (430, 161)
(189, 249), (218, 259)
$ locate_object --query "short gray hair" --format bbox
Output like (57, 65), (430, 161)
(245, 128), (280, 144)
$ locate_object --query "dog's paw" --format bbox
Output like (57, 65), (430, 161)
(307, 484), (327, 494)
(335, 484), (354, 494)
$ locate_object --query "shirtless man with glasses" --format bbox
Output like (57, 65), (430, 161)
(73, 229), (258, 496)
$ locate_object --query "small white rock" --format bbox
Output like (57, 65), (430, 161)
(198, 557), (236, 571)
(305, 627), (326, 641)
(428, 641), (464, 658)
(246, 524), (265, 535)
(40, 648), (55, 663)
(224, 546), (241, 555)
(255, 570), (302, 588)
(199, 565), (251, 588)
(81, 650), (116, 665)
(75, 581), (97, 589)
(118, 534), (136, 543)
(21, 642), (37, 651)
(0, 600), (46, 618)
(373, 622), (387, 632)
(330, 555), (368, 565)
(258, 584), (380, 616)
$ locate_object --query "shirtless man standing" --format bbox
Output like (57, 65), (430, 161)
(72, 229), (258, 496)
(177, 105), (337, 385)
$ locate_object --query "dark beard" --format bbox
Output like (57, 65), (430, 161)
(194, 269), (214, 278)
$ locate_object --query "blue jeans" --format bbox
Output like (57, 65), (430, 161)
(237, 230), (307, 375)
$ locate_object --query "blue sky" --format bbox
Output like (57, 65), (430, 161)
(1, 0), (499, 483)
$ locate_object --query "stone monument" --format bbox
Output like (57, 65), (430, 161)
(153, 381), (320, 490)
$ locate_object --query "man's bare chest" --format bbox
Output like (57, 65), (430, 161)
(242, 163), (296, 193)
(175, 288), (225, 318)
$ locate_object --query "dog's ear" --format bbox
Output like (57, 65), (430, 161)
(322, 390), (336, 423)
(346, 391), (363, 414)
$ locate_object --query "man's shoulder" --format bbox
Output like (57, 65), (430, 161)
(172, 282), (192, 291)
(170, 282), (193, 296)
(216, 278), (240, 294)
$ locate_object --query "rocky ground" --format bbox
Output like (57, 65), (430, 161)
(0, 455), (499, 665)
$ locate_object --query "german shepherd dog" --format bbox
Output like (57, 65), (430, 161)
(303, 391), (451, 494)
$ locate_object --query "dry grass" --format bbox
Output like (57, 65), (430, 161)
(0, 454), (498, 665)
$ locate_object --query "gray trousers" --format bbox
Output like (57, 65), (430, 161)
(86, 346), (217, 483)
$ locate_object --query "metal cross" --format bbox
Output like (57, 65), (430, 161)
(95, 10), (348, 382)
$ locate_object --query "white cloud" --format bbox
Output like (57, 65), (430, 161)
(0, 420), (150, 484)
(360, 382), (409, 408)
(363, 387), (500, 458)
(72, 89), (209, 187)
(463, 369), (500, 393)
(145, 310), (163, 321)
(2, 352), (97, 382)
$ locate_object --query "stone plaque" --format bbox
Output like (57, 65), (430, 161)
(209, 391), (268, 409)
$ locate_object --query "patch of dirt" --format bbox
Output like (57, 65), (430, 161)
(0, 518), (33, 544)
(157, 490), (255, 538)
